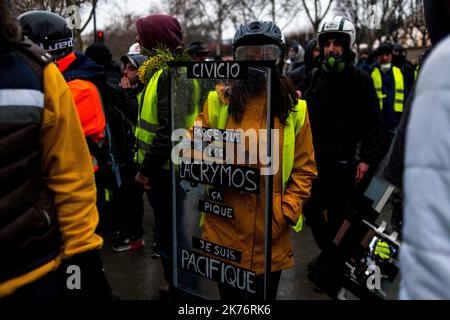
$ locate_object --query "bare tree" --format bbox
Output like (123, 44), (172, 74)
(336, 0), (426, 48)
(13, 0), (99, 50)
(403, 0), (428, 47)
(170, 0), (306, 56)
(170, 0), (241, 56)
(302, 0), (335, 32)
(101, 13), (139, 60)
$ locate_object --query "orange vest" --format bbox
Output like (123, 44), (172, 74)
(57, 53), (106, 171)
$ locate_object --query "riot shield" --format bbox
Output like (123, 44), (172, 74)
(169, 61), (277, 300)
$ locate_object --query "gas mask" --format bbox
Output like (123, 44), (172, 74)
(321, 54), (346, 74)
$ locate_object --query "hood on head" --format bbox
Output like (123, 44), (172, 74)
(136, 14), (182, 52)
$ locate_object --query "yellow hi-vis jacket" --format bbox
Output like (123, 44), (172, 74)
(135, 69), (201, 166)
(195, 85), (317, 274)
(371, 66), (405, 112)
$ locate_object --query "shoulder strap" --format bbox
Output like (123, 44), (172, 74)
(10, 40), (52, 80)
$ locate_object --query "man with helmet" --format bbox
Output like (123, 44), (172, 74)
(302, 16), (384, 295)
(401, 0), (450, 299)
(18, 11), (112, 224)
(196, 20), (316, 299)
(0, 0), (110, 300)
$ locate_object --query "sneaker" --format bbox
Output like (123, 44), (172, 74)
(151, 241), (160, 258)
(112, 238), (145, 252)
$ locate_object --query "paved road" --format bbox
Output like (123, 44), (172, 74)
(101, 195), (398, 300)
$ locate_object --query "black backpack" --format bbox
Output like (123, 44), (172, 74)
(85, 82), (136, 193)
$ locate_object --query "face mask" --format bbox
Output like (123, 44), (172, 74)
(380, 62), (392, 72)
(321, 55), (346, 73)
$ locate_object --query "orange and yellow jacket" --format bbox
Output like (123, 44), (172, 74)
(56, 52), (106, 172)
(0, 63), (102, 297)
(196, 84), (317, 274)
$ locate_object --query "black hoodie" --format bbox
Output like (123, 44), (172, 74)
(289, 39), (319, 90)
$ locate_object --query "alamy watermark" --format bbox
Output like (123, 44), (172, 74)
(66, 265), (81, 290)
(64, 5), (81, 30)
(366, 265), (382, 290)
(171, 122), (280, 176)
(362, 3), (381, 30)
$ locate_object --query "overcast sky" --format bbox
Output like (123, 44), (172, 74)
(81, 0), (165, 32)
(82, 0), (328, 40)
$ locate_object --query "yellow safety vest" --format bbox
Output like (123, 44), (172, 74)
(414, 64), (420, 81)
(135, 68), (202, 167)
(135, 68), (164, 165)
(374, 240), (391, 260)
(371, 66), (404, 112)
(184, 78), (201, 129)
(204, 92), (307, 232)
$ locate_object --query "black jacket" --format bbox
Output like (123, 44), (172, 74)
(303, 65), (385, 168)
(0, 41), (61, 282)
(290, 39), (319, 90)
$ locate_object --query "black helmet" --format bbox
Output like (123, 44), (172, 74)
(377, 42), (393, 55)
(18, 10), (74, 59)
(233, 20), (285, 51)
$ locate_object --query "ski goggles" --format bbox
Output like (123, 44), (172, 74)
(37, 37), (74, 53)
(234, 44), (281, 61)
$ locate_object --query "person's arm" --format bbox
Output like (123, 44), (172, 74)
(40, 63), (102, 259)
(401, 40), (450, 299)
(283, 109), (317, 221)
(272, 109), (317, 238)
(139, 70), (171, 178)
(358, 71), (385, 169)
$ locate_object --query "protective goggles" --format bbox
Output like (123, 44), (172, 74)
(234, 44), (281, 61)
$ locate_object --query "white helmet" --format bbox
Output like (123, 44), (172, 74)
(127, 42), (141, 55)
(317, 16), (356, 48)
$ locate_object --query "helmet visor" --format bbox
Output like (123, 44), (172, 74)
(235, 44), (281, 61)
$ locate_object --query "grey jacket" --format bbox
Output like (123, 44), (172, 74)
(401, 35), (450, 299)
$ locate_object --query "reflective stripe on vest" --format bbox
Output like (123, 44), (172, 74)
(206, 90), (229, 129)
(371, 66), (404, 112)
(392, 66), (404, 112)
(414, 64), (420, 81)
(184, 78), (201, 129)
(0, 89), (44, 122)
(283, 99), (307, 233)
(135, 68), (164, 165)
(374, 240), (391, 260)
(206, 94), (308, 232)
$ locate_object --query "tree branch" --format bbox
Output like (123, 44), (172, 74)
(302, 0), (315, 30)
(80, 0), (96, 32)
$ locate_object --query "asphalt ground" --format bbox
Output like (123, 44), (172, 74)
(101, 194), (399, 300)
